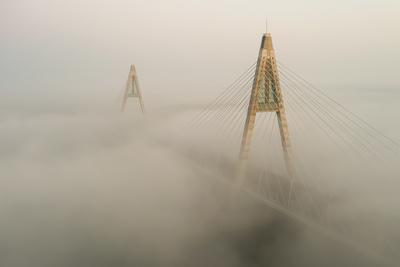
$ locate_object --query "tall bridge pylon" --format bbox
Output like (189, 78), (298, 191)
(190, 28), (400, 263)
(121, 64), (145, 113)
(239, 32), (295, 178)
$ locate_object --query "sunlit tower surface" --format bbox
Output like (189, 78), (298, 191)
(121, 64), (145, 113)
(239, 32), (295, 178)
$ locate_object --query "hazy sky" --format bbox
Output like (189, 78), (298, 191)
(1, 0), (399, 110)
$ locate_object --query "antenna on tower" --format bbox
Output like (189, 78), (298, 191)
(266, 17), (268, 33)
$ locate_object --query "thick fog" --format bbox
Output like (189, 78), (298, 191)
(1, 0), (400, 266)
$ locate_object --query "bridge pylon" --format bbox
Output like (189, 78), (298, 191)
(238, 32), (295, 180)
(121, 64), (145, 113)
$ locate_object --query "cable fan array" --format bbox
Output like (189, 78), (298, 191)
(191, 60), (400, 174)
(189, 61), (400, 263)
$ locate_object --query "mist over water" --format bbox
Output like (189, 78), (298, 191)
(0, 88), (399, 266)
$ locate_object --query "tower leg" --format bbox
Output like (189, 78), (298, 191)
(121, 92), (128, 112)
(237, 36), (266, 181)
(237, 79), (259, 184)
(277, 108), (296, 205)
(134, 78), (146, 114)
(277, 109), (295, 178)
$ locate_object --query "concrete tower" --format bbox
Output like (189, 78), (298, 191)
(239, 32), (294, 178)
(121, 64), (145, 113)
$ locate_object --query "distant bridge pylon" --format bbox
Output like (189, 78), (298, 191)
(121, 64), (145, 113)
